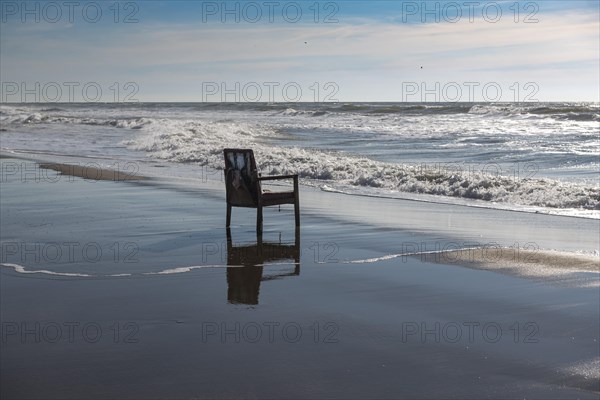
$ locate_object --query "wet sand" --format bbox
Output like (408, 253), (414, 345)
(1, 159), (599, 399)
(39, 162), (146, 181)
(417, 248), (599, 288)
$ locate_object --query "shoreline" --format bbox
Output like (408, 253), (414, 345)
(2, 157), (598, 274)
(2, 149), (598, 220)
(4, 246), (598, 289)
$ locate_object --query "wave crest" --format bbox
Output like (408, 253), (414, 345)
(128, 120), (600, 210)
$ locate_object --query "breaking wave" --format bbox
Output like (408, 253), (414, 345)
(2, 103), (598, 211)
(123, 118), (599, 210)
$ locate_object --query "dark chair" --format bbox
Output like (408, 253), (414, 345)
(226, 228), (300, 305)
(224, 148), (299, 234)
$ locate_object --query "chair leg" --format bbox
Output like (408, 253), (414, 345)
(293, 177), (300, 227)
(226, 204), (232, 227)
(294, 203), (300, 227)
(257, 206), (263, 234)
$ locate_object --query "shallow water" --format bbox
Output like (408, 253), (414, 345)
(1, 159), (598, 399)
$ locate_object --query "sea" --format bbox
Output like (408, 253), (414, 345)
(1, 102), (598, 218)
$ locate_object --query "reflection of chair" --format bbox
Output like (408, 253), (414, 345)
(226, 229), (300, 305)
(224, 148), (299, 234)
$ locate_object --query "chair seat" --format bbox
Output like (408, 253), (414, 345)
(261, 191), (296, 206)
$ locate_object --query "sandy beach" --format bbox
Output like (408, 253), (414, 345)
(1, 157), (598, 399)
(2, 0), (599, 397)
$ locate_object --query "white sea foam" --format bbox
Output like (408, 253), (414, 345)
(562, 358), (600, 381)
(0, 262), (234, 277)
(144, 265), (237, 275)
(125, 120), (599, 210)
(0, 262), (278, 278)
(0, 263), (92, 277)
(2, 103), (598, 214)
(334, 247), (487, 264)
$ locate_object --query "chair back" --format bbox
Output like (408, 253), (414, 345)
(223, 148), (260, 206)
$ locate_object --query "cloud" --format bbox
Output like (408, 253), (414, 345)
(1, 9), (598, 101)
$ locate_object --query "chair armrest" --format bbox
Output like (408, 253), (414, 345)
(257, 174), (298, 181)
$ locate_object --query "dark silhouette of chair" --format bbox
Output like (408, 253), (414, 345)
(226, 229), (300, 305)
(224, 148), (299, 234)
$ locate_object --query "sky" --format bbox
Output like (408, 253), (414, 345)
(1, 0), (599, 102)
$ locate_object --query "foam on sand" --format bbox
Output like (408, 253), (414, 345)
(563, 358), (600, 381)
(418, 248), (600, 288)
(143, 265), (240, 275)
(559, 358), (600, 393)
(0, 263), (92, 277)
(330, 247), (599, 287)
(3, 248), (599, 285)
(0, 263), (238, 278)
